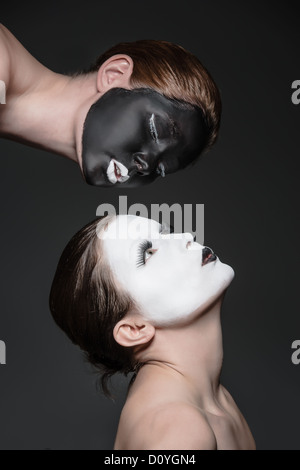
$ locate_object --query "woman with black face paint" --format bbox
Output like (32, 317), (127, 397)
(0, 24), (221, 188)
(49, 215), (256, 450)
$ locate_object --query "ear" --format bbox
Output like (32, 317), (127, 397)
(113, 315), (155, 348)
(96, 54), (133, 93)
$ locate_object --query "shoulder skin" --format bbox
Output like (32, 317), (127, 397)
(120, 402), (217, 450)
(0, 24), (11, 93)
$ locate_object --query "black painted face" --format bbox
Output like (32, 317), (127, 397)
(81, 88), (207, 187)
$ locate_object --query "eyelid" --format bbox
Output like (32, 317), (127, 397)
(136, 240), (152, 267)
(136, 239), (159, 268)
(149, 113), (158, 142)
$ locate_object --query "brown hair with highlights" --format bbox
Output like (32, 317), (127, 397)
(83, 40), (222, 153)
(49, 215), (139, 396)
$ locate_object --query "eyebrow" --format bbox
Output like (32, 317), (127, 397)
(160, 222), (174, 234)
(137, 223), (163, 241)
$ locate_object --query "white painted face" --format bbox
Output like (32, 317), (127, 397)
(100, 215), (235, 326)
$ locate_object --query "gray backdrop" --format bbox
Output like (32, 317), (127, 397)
(0, 0), (299, 450)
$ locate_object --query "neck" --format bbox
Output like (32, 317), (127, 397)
(2, 65), (100, 163)
(135, 297), (224, 412)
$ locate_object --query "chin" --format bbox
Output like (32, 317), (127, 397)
(198, 261), (235, 313)
(218, 260), (235, 288)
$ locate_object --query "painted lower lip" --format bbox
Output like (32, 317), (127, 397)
(113, 164), (119, 182)
(114, 161), (122, 180)
(106, 159), (130, 184)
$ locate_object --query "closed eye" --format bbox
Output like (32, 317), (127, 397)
(149, 113), (158, 142)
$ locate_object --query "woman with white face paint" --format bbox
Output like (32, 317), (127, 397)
(49, 215), (256, 450)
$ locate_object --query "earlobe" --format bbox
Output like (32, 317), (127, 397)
(96, 54), (133, 93)
(113, 316), (155, 348)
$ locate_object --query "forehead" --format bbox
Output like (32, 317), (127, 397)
(100, 215), (161, 241)
(99, 87), (182, 113)
(88, 89), (188, 132)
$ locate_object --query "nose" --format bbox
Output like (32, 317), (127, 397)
(182, 233), (194, 243)
(183, 233), (198, 250)
(133, 154), (156, 176)
(161, 232), (194, 245)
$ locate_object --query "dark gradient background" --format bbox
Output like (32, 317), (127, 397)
(0, 0), (299, 450)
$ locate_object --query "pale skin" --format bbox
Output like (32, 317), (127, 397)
(100, 215), (256, 450)
(0, 23), (133, 174)
(113, 297), (256, 450)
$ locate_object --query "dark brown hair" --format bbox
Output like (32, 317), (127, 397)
(83, 39), (222, 152)
(49, 215), (138, 396)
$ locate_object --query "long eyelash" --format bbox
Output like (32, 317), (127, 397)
(136, 240), (152, 267)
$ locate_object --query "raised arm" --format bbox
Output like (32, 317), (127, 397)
(0, 25), (11, 102)
(0, 24), (54, 102)
(0, 24), (78, 161)
(0, 24), (50, 138)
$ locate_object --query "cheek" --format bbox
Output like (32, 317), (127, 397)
(129, 257), (204, 303)
(104, 244), (133, 286)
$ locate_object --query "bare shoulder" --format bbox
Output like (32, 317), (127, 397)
(0, 25), (11, 55)
(122, 402), (217, 450)
(0, 24), (9, 40)
(219, 385), (247, 418)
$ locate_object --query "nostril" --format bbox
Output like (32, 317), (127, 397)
(135, 162), (144, 174)
(133, 154), (151, 175)
(186, 241), (192, 249)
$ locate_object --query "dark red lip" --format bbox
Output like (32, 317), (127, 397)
(202, 247), (217, 266)
(114, 161), (121, 179)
